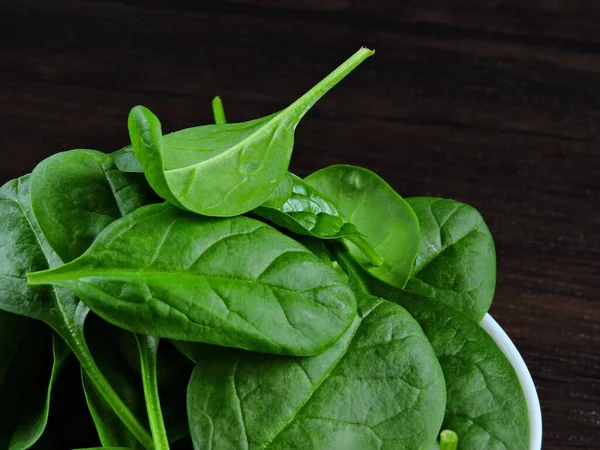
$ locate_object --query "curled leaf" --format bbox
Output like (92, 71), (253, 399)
(129, 48), (374, 217)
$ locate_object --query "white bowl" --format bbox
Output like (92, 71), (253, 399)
(481, 314), (543, 450)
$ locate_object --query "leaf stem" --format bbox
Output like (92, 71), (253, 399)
(212, 96), (227, 124)
(439, 429), (458, 450)
(285, 47), (374, 122)
(136, 335), (170, 450)
(72, 339), (155, 450)
(345, 235), (384, 267)
(328, 241), (370, 294)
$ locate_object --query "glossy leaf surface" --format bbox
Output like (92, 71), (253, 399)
(254, 172), (363, 239)
(187, 293), (446, 450)
(373, 288), (528, 449)
(112, 149), (365, 242)
(405, 197), (496, 322)
(30, 155), (186, 448)
(0, 176), (153, 450)
(30, 149), (158, 263)
(305, 165), (420, 288)
(28, 203), (357, 356)
(129, 48), (373, 217)
(337, 251), (529, 450)
(113, 146), (143, 173)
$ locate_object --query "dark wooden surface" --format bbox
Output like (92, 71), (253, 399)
(1, 1), (599, 448)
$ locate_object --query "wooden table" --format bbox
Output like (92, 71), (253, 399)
(1, 1), (598, 448)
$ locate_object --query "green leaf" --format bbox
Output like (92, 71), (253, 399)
(120, 101), (369, 246)
(129, 48), (373, 217)
(31, 155), (186, 448)
(404, 197), (496, 322)
(28, 203), (356, 356)
(305, 165), (420, 288)
(207, 97), (366, 241)
(117, 99), (381, 263)
(30, 149), (159, 263)
(336, 251), (529, 450)
(187, 293), (446, 450)
(113, 146), (143, 173)
(0, 176), (153, 450)
(376, 290), (527, 449)
(254, 172), (364, 240)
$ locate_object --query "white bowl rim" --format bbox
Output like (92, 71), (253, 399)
(481, 314), (543, 450)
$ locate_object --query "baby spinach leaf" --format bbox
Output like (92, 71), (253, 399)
(305, 165), (420, 289)
(187, 293), (446, 450)
(32, 157), (189, 448)
(0, 176), (153, 450)
(254, 172), (364, 239)
(210, 97), (369, 245)
(335, 250), (529, 450)
(113, 146), (143, 173)
(374, 290), (527, 449)
(28, 203), (357, 356)
(30, 149), (159, 263)
(404, 197), (496, 322)
(129, 48), (373, 217)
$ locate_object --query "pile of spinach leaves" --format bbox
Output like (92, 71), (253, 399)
(0, 48), (529, 450)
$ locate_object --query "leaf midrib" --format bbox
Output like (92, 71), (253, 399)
(164, 113), (286, 175)
(260, 300), (384, 449)
(410, 226), (484, 278)
(38, 268), (343, 303)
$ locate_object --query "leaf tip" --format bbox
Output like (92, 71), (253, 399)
(127, 105), (163, 159)
(128, 105), (156, 132)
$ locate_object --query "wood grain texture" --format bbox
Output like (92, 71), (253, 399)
(1, 1), (598, 448)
